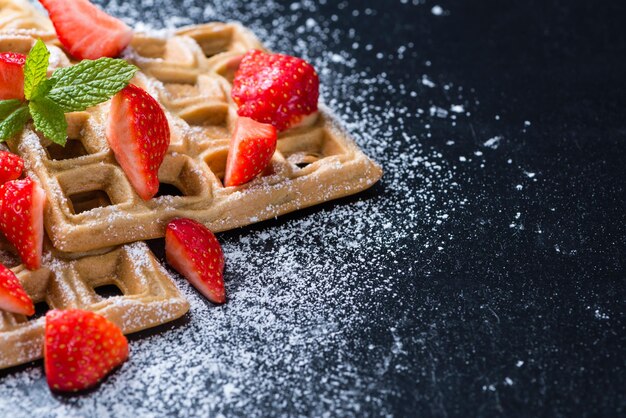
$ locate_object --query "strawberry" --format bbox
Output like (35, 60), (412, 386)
(106, 84), (170, 200)
(0, 52), (26, 100)
(165, 218), (226, 304)
(224, 117), (277, 187)
(0, 151), (24, 185)
(0, 178), (45, 270)
(44, 309), (128, 392)
(39, 0), (133, 60)
(231, 50), (319, 131)
(0, 263), (34, 316)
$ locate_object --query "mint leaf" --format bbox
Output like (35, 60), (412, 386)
(0, 99), (23, 120)
(30, 78), (55, 100)
(24, 39), (50, 100)
(29, 97), (67, 145)
(47, 58), (137, 112)
(0, 105), (30, 142)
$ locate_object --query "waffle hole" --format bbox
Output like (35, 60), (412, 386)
(46, 139), (88, 161)
(0, 248), (21, 269)
(278, 127), (348, 171)
(203, 148), (229, 183)
(291, 153), (322, 169)
(30, 300), (49, 321)
(215, 54), (243, 83)
(69, 190), (113, 214)
(156, 182), (185, 198)
(94, 284), (124, 299)
(157, 155), (207, 198)
(182, 24), (234, 58)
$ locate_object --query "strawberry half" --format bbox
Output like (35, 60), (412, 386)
(0, 178), (45, 270)
(44, 309), (129, 392)
(224, 117), (277, 187)
(0, 263), (34, 316)
(231, 50), (319, 131)
(0, 52), (26, 100)
(106, 84), (170, 201)
(39, 0), (133, 60)
(165, 218), (226, 304)
(0, 151), (24, 185)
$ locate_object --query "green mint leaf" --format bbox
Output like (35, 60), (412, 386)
(30, 78), (55, 101)
(0, 99), (23, 120)
(0, 104), (30, 142)
(24, 39), (50, 100)
(29, 98), (67, 145)
(47, 58), (138, 112)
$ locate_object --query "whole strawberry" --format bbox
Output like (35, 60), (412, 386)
(0, 151), (24, 185)
(0, 263), (34, 316)
(107, 84), (170, 200)
(0, 178), (45, 270)
(231, 50), (319, 131)
(165, 218), (226, 304)
(45, 309), (129, 392)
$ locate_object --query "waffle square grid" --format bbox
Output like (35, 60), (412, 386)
(0, 239), (189, 369)
(1, 21), (382, 253)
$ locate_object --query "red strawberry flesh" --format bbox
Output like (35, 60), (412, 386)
(224, 116), (277, 187)
(106, 84), (170, 201)
(0, 178), (45, 270)
(44, 309), (129, 392)
(165, 218), (226, 304)
(39, 0), (133, 60)
(0, 151), (24, 185)
(0, 263), (34, 316)
(231, 50), (319, 131)
(0, 52), (26, 100)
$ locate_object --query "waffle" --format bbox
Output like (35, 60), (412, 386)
(0, 0), (380, 369)
(0, 3), (382, 253)
(0, 237), (189, 369)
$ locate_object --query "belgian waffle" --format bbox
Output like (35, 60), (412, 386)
(0, 237), (189, 369)
(1, 3), (382, 253)
(0, 0), (381, 369)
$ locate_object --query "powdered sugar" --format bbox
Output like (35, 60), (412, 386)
(0, 0), (470, 416)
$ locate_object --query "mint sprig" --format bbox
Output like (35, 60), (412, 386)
(48, 58), (138, 112)
(0, 39), (137, 146)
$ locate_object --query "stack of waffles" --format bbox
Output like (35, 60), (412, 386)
(0, 0), (382, 369)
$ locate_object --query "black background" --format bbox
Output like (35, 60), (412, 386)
(359, 0), (626, 415)
(1, 0), (625, 416)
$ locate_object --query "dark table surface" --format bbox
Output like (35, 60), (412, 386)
(1, 0), (625, 417)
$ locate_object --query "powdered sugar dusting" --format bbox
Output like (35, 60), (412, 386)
(1, 1), (473, 416)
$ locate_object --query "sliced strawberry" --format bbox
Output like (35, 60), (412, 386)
(224, 117), (277, 187)
(0, 151), (24, 185)
(165, 218), (225, 304)
(44, 309), (128, 392)
(0, 263), (34, 316)
(0, 52), (26, 100)
(106, 84), (170, 200)
(231, 50), (319, 131)
(0, 178), (45, 270)
(39, 0), (133, 60)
